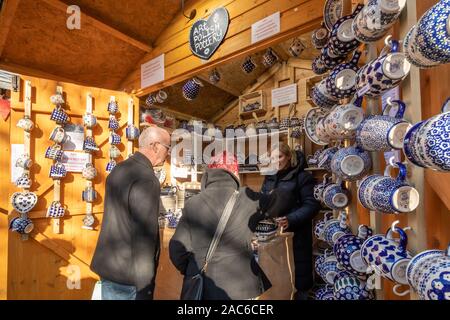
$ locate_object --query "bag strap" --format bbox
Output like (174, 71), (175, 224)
(201, 190), (239, 273)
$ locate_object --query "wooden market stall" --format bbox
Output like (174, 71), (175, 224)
(0, 0), (449, 301)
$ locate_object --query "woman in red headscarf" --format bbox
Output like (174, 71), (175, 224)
(169, 152), (288, 300)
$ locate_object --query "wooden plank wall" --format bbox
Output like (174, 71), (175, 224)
(4, 76), (139, 299)
(120, 0), (325, 96)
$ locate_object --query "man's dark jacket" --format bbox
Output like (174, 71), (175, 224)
(261, 151), (320, 291)
(91, 152), (160, 299)
(169, 168), (289, 300)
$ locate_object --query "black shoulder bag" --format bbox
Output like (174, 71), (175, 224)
(181, 190), (239, 300)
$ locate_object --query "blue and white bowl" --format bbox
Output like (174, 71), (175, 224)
(330, 146), (372, 182)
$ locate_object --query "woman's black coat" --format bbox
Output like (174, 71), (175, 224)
(261, 151), (320, 291)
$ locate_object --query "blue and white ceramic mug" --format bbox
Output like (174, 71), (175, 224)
(45, 145), (63, 161)
(333, 225), (373, 277)
(333, 271), (375, 300)
(49, 126), (67, 144)
(108, 116), (120, 131)
(46, 201), (66, 218)
(326, 50), (362, 100)
(312, 56), (328, 75)
(9, 217), (34, 235)
(320, 44), (347, 70)
(15, 173), (32, 189)
(82, 187), (97, 203)
(106, 160), (117, 173)
(414, 245), (450, 300)
(358, 163), (420, 214)
(107, 101), (119, 114)
(323, 183), (351, 210)
(320, 253), (342, 285)
(83, 137), (99, 153)
(49, 162), (67, 180)
(109, 132), (121, 145)
(361, 226), (412, 285)
(322, 211), (352, 245)
(356, 99), (412, 151)
(328, 4), (364, 56)
(311, 23), (329, 50)
(356, 39), (411, 97)
(330, 146), (372, 182)
(126, 124), (140, 141)
(318, 147), (339, 172)
(325, 98), (364, 140)
(314, 285), (335, 300)
(242, 56), (257, 74)
(83, 113), (97, 128)
(352, 0), (407, 43)
(413, 0), (450, 65)
(50, 107), (69, 124)
(314, 211), (334, 241)
(404, 25), (442, 69)
(182, 77), (203, 100)
(406, 248), (445, 290)
(403, 101), (450, 172)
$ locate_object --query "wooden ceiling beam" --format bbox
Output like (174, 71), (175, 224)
(0, 0), (21, 58)
(40, 0), (153, 53)
(196, 73), (241, 97)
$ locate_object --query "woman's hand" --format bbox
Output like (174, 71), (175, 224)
(276, 217), (289, 230)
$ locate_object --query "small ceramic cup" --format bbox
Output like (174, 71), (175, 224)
(109, 132), (121, 145)
(311, 23), (329, 50)
(107, 101), (119, 114)
(9, 217), (34, 234)
(106, 160), (117, 173)
(45, 145), (64, 161)
(16, 154), (33, 169)
(83, 137), (99, 153)
(82, 163), (97, 180)
(49, 126), (67, 144)
(126, 124), (140, 141)
(83, 113), (97, 128)
(17, 116), (34, 132)
(109, 145), (121, 159)
(182, 77), (203, 100)
(46, 201), (66, 218)
(49, 162), (67, 180)
(156, 90), (168, 103)
(289, 37), (307, 56)
(322, 211), (352, 246)
(50, 107), (70, 124)
(242, 56), (257, 74)
(108, 116), (120, 131)
(82, 187), (97, 203)
(333, 271), (375, 300)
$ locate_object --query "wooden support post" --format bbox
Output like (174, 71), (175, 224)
(127, 98), (134, 157)
(82, 93), (94, 230)
(21, 80), (32, 241)
(51, 85), (64, 234)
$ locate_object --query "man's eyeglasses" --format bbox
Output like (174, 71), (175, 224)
(157, 142), (171, 153)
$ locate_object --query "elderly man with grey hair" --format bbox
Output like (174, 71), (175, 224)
(91, 126), (171, 300)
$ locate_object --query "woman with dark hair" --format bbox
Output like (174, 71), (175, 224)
(261, 143), (321, 300)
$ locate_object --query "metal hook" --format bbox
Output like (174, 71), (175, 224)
(391, 220), (400, 233)
(384, 35), (393, 47)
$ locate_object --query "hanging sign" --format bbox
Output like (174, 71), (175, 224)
(189, 7), (230, 60)
(141, 54), (165, 88)
(251, 12), (280, 44)
(61, 151), (91, 173)
(272, 84), (298, 107)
